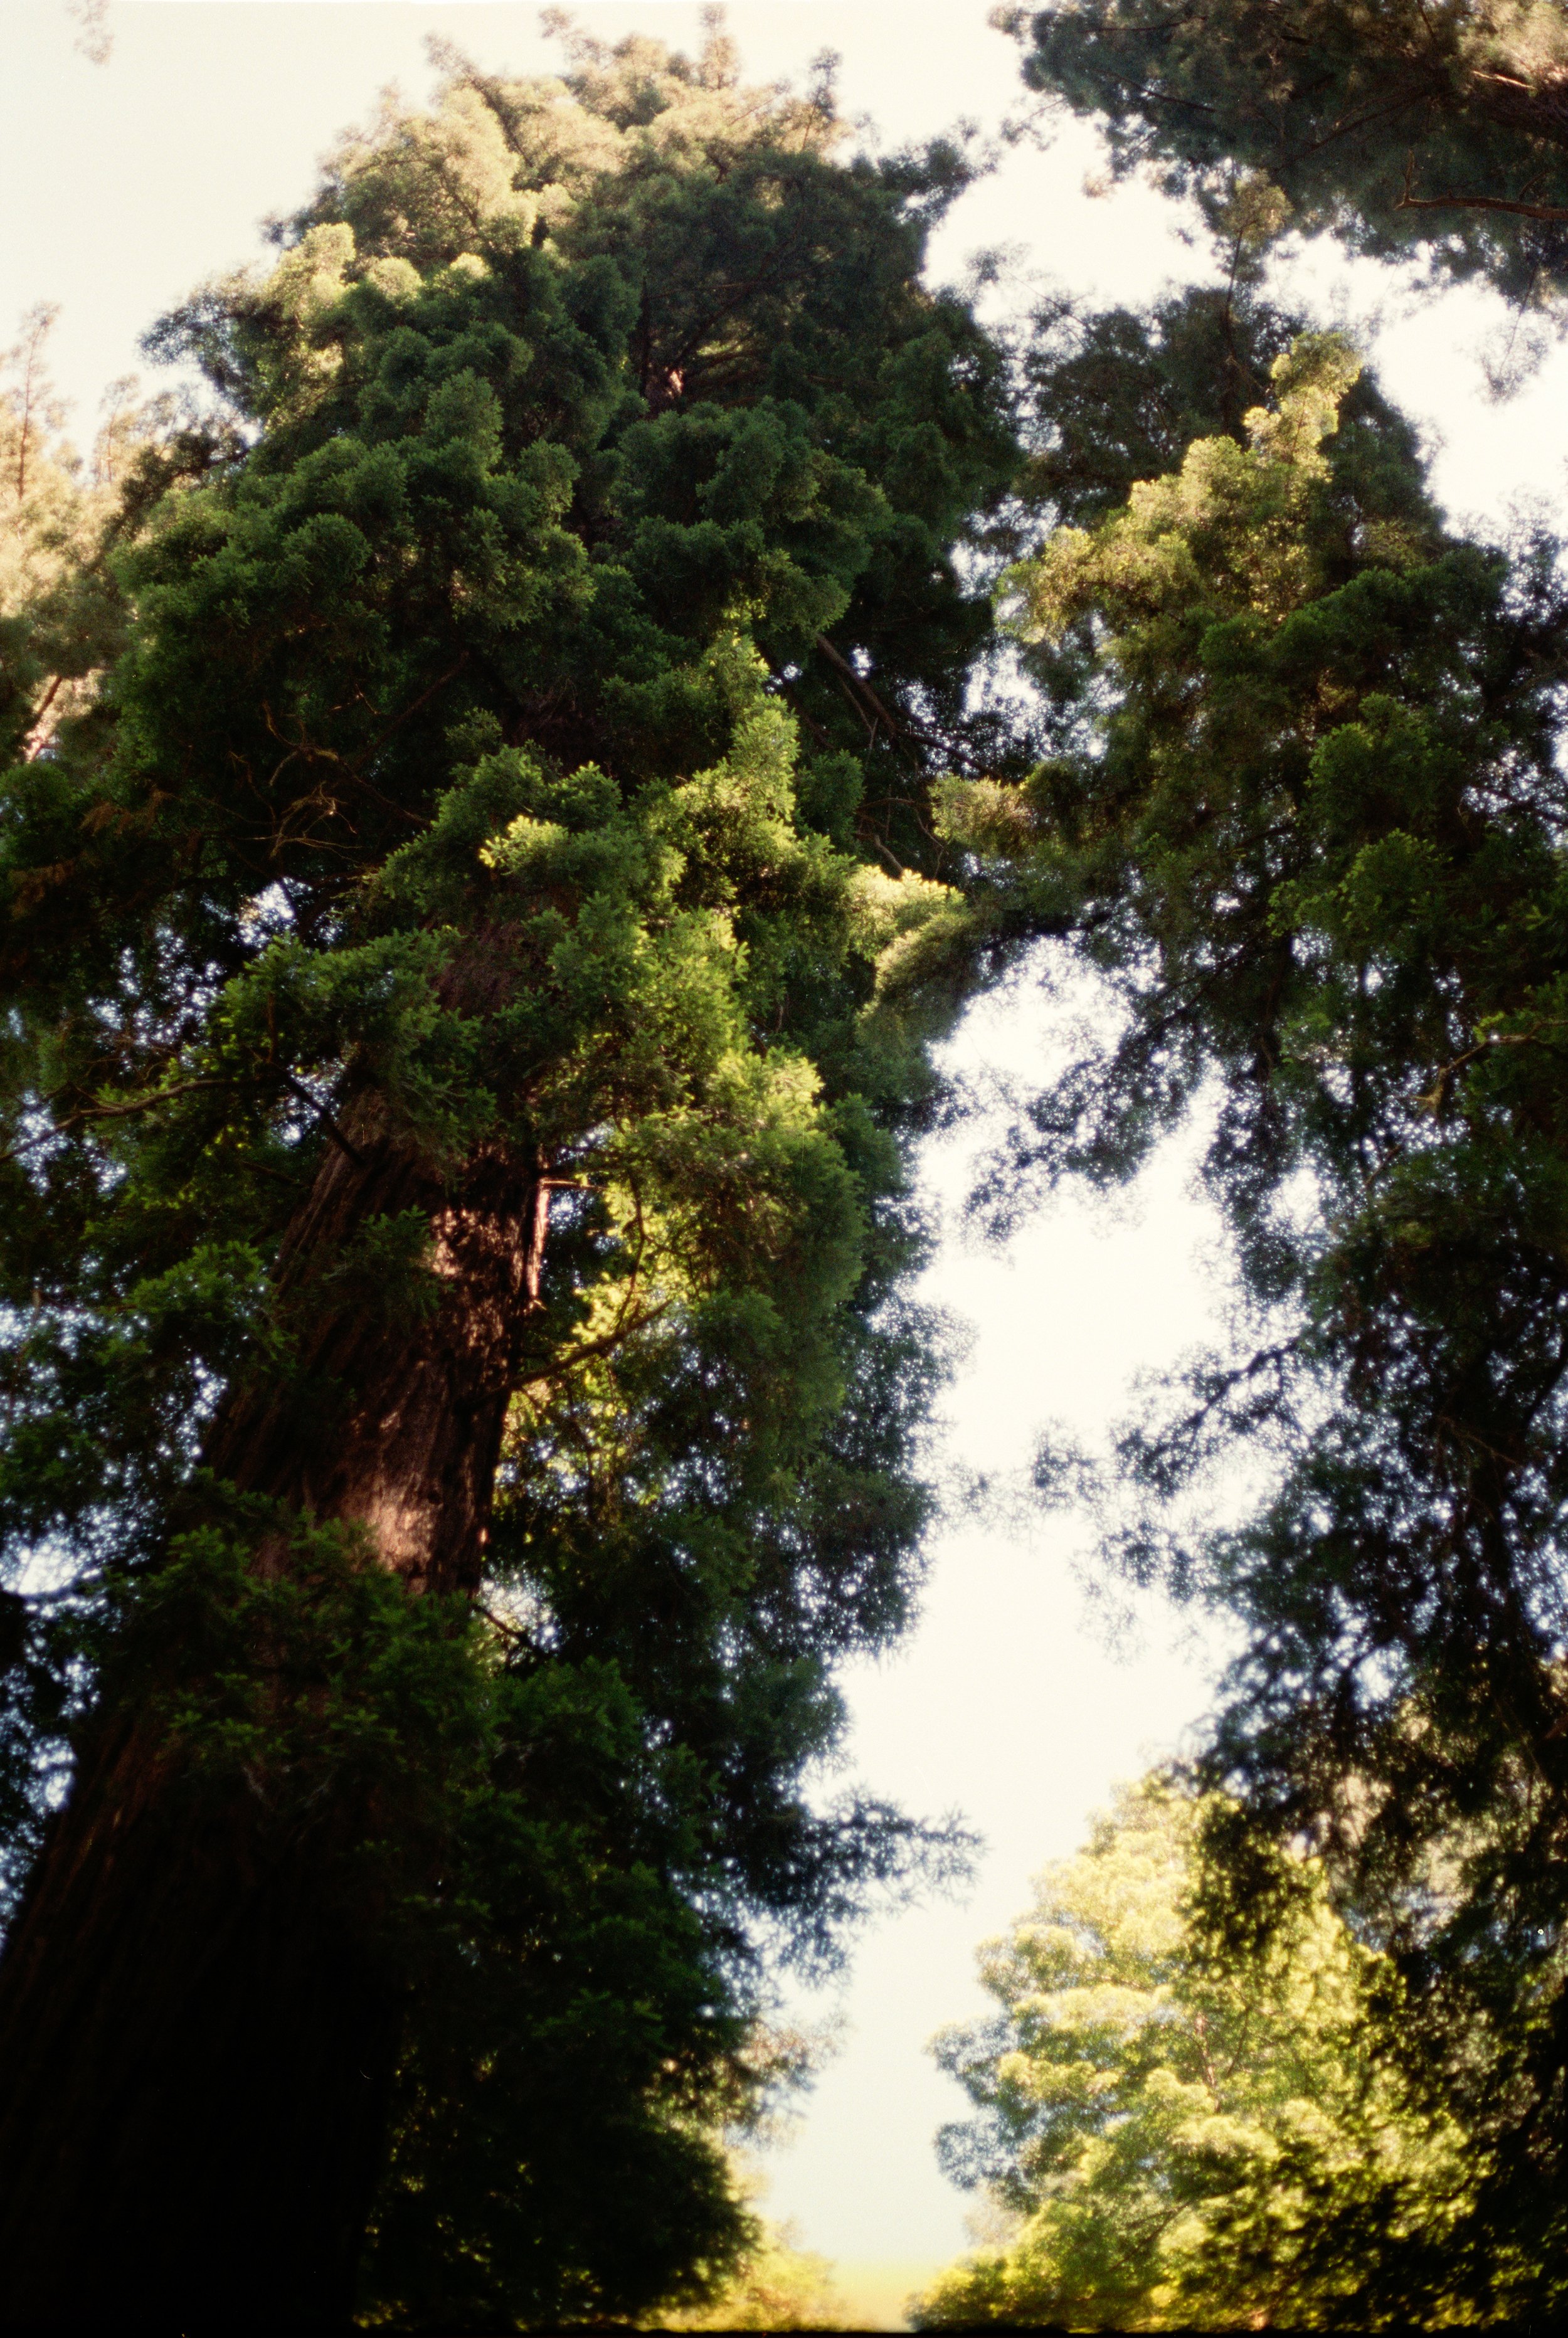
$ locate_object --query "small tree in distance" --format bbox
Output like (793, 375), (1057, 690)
(913, 1778), (1470, 2330)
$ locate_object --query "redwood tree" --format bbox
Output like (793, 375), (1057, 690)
(0, 26), (1018, 2328)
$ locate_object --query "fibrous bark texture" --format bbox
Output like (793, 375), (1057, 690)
(209, 1104), (546, 1597)
(0, 1126), (542, 2330)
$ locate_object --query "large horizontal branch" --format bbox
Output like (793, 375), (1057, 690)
(1398, 149), (1568, 223)
(1398, 187), (1568, 221)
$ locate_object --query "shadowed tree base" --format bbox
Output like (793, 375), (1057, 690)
(0, 1121), (543, 2328)
(0, 1762), (397, 2331)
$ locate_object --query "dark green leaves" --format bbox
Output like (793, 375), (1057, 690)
(1004, 0), (1568, 310)
(964, 310), (1568, 2310)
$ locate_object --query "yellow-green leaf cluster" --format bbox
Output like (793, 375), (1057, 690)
(914, 1780), (1470, 2330)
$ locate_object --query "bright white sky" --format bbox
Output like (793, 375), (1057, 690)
(6, 6), (1566, 2327)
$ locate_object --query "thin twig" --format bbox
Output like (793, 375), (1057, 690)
(516, 1299), (674, 1385)
(278, 1076), (368, 1167)
(1, 1077), (238, 1165)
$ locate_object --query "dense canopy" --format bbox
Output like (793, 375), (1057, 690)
(1001, 0), (1568, 309)
(14, 5), (1568, 2325)
(941, 298), (1568, 2310)
(0, 24), (1019, 2329)
(932, 7), (1568, 2310)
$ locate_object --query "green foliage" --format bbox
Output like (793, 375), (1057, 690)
(1012, 282), (1435, 536)
(0, 305), (186, 768)
(98, 1516), (752, 2328)
(0, 21), (1017, 2321)
(953, 315), (1568, 2309)
(1001, 0), (1568, 314)
(913, 1780), (1469, 2330)
(643, 2182), (850, 2330)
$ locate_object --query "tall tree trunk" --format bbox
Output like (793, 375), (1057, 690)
(0, 1111), (543, 2331)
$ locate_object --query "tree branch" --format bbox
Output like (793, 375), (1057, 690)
(1398, 149), (1568, 223)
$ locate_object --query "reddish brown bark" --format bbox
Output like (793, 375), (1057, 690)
(0, 1116), (543, 2330)
(208, 1099), (546, 1595)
